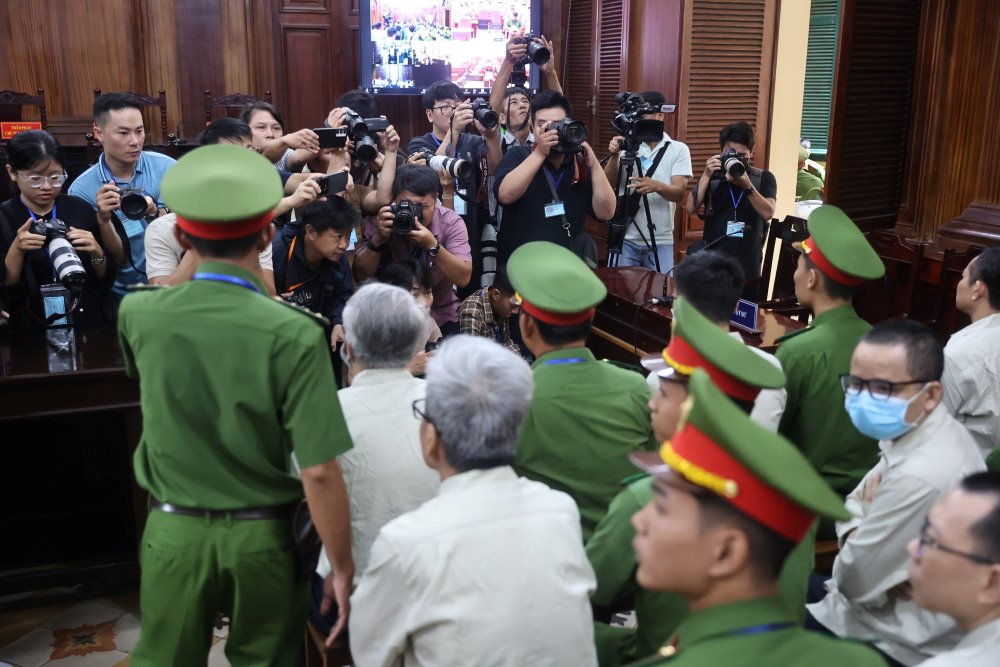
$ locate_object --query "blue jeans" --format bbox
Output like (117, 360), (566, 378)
(618, 239), (674, 274)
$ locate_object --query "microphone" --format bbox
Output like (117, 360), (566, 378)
(659, 229), (747, 300)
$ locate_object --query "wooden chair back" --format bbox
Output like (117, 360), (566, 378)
(204, 90), (273, 125)
(855, 230), (928, 324)
(87, 89), (177, 163)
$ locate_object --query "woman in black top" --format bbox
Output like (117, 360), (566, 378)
(1, 130), (117, 332)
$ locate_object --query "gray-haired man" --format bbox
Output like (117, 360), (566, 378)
(349, 336), (598, 667)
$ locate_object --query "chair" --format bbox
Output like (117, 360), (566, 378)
(854, 231), (928, 324)
(85, 88), (178, 164)
(928, 244), (985, 339)
(303, 620), (352, 667)
(0, 88), (47, 201)
(754, 216), (813, 321)
(204, 90), (272, 125)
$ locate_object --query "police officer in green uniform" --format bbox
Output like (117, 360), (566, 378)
(118, 145), (355, 666)
(626, 370), (885, 666)
(775, 205), (885, 537)
(589, 297), (807, 666)
(508, 241), (656, 541)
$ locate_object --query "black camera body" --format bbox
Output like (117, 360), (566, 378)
(32, 218), (88, 289)
(390, 199), (420, 235)
(470, 98), (499, 129)
(546, 118), (587, 154)
(514, 34), (550, 66)
(713, 149), (750, 180)
(611, 92), (664, 144)
(30, 217), (70, 240)
(343, 109), (390, 141)
(119, 186), (148, 220)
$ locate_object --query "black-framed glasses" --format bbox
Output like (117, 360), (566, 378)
(432, 105), (457, 116)
(412, 398), (433, 426)
(918, 518), (999, 565)
(839, 374), (934, 401)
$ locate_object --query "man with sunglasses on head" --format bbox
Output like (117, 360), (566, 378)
(907, 471), (1000, 666)
(806, 318), (985, 667)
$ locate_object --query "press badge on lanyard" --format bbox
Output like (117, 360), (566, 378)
(41, 283), (71, 326)
(726, 187), (746, 239)
(542, 166), (571, 237)
(454, 187), (468, 215)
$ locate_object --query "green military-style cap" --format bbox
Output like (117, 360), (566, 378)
(632, 369), (850, 542)
(797, 205), (885, 286)
(508, 241), (607, 326)
(642, 296), (785, 402)
(162, 144), (284, 240)
(798, 145), (810, 162)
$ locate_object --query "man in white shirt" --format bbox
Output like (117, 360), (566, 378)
(908, 471), (1000, 667)
(308, 282), (440, 635)
(942, 246), (1000, 457)
(349, 336), (598, 667)
(807, 319), (986, 666)
(604, 91), (692, 275)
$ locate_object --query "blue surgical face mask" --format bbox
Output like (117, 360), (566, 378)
(844, 385), (927, 441)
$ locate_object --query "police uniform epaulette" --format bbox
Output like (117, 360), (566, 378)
(270, 296), (330, 327)
(126, 283), (167, 292)
(775, 325), (813, 344)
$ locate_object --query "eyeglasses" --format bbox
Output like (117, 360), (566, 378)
(433, 105), (458, 117)
(17, 172), (68, 188)
(917, 518), (998, 565)
(839, 374), (934, 401)
(411, 398), (434, 426)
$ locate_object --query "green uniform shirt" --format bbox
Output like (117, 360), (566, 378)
(515, 347), (657, 541)
(796, 168), (824, 200)
(625, 597), (885, 666)
(777, 305), (878, 500)
(118, 262), (352, 509)
(589, 478), (817, 666)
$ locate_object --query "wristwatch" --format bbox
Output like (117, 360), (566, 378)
(91, 255), (106, 266)
(427, 241), (441, 257)
(744, 185), (755, 195)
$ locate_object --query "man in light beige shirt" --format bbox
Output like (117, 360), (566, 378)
(942, 247), (1000, 457)
(807, 319), (986, 666)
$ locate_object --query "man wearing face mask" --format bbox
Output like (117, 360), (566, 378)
(806, 319), (986, 667)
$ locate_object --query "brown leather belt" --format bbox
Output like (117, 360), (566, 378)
(149, 497), (296, 521)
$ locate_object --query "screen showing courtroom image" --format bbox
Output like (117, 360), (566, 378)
(363, 0), (540, 94)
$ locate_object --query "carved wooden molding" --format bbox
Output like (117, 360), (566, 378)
(938, 202), (1000, 248)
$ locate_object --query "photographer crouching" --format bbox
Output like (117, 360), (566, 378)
(353, 164), (471, 336)
(686, 122), (776, 299)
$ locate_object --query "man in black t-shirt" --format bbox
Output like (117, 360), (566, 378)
(407, 81), (501, 293)
(493, 91), (616, 268)
(686, 122), (777, 297)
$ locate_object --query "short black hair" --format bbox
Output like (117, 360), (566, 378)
(4, 129), (64, 174)
(239, 101), (285, 130)
(697, 491), (795, 581)
(969, 247), (1000, 311)
(860, 319), (945, 381)
(336, 89), (380, 119)
(421, 81), (463, 111)
(199, 118), (252, 146)
(93, 93), (144, 126)
(674, 251), (745, 324)
(392, 164), (440, 199)
(502, 86), (532, 103)
(719, 122), (756, 151)
(379, 258), (432, 291)
(183, 229), (265, 259)
(300, 196), (359, 235)
(530, 90), (572, 123)
(959, 472), (1000, 561)
(640, 91), (666, 109)
(490, 269), (514, 296)
(802, 253), (857, 302)
(532, 318), (593, 346)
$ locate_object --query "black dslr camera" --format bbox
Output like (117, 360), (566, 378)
(31, 218), (88, 289)
(513, 34), (550, 66)
(343, 110), (391, 164)
(713, 149), (750, 180)
(611, 93), (664, 145)
(118, 186), (148, 220)
(390, 199), (420, 235)
(546, 118), (587, 154)
(470, 99), (499, 129)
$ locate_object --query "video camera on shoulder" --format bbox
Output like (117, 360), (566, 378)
(343, 110), (391, 164)
(390, 199), (420, 235)
(713, 149), (750, 180)
(611, 93), (664, 145)
(31, 218), (87, 290)
(546, 118), (587, 154)
(513, 34), (550, 66)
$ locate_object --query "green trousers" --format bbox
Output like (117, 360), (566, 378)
(130, 510), (307, 667)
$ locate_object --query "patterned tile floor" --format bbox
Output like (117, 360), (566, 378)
(0, 591), (231, 667)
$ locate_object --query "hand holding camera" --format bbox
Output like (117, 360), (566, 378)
(450, 101), (475, 134)
(535, 125), (561, 158)
(287, 175), (325, 209)
(710, 150), (750, 186)
(12, 219), (46, 253)
(67, 227), (101, 255)
(95, 181), (122, 222)
(505, 38), (528, 63)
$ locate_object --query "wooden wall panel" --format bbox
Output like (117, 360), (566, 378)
(626, 0), (683, 138)
(279, 25), (335, 133)
(138, 0), (181, 143)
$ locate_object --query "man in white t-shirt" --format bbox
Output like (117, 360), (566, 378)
(604, 91), (692, 275)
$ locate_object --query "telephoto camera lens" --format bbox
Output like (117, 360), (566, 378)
(46, 235), (88, 289)
(354, 134), (379, 164)
(470, 99), (499, 129)
(526, 39), (550, 65)
(723, 154), (747, 178)
(343, 109), (369, 141)
(428, 154), (472, 180)
(119, 187), (148, 220)
(391, 200), (417, 235)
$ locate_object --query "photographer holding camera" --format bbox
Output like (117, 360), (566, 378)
(494, 91), (616, 267)
(1, 130), (116, 332)
(490, 34), (562, 151)
(686, 122), (776, 295)
(353, 164), (472, 335)
(604, 91), (692, 274)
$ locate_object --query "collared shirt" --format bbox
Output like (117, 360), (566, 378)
(457, 287), (520, 355)
(272, 224), (353, 325)
(942, 313), (1000, 457)
(68, 151), (176, 296)
(615, 133), (692, 243)
(118, 261), (352, 509)
(349, 466), (598, 667)
(807, 404), (985, 666)
(316, 368), (439, 585)
(920, 617), (1000, 667)
(359, 205), (471, 326)
(515, 347), (656, 541)
(144, 212), (273, 279)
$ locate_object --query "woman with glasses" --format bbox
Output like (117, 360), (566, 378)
(1, 130), (117, 331)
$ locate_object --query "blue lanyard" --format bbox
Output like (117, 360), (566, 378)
(24, 201), (56, 222)
(543, 165), (566, 194)
(728, 185), (745, 212)
(98, 153), (138, 188)
(543, 357), (587, 365)
(192, 272), (262, 294)
(726, 622), (794, 637)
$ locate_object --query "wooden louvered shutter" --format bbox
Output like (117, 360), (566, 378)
(563, 0), (597, 129)
(825, 0), (920, 230)
(800, 0), (840, 159)
(593, 0), (627, 153)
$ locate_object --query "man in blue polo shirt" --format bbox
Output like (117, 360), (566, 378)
(69, 93), (176, 297)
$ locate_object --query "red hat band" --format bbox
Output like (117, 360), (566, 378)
(663, 335), (762, 403)
(801, 237), (864, 287)
(175, 208), (275, 241)
(665, 424), (815, 541)
(520, 299), (595, 326)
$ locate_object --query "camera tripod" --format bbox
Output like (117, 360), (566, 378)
(606, 137), (662, 271)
